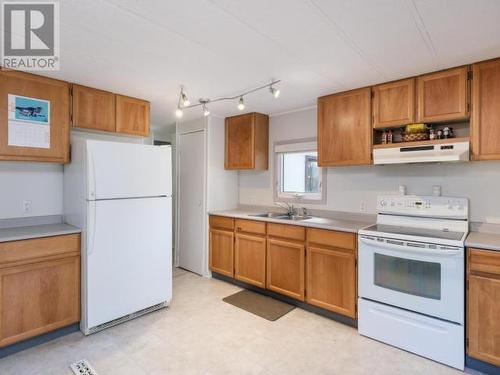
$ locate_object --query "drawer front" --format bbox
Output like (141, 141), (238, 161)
(469, 248), (500, 276)
(235, 219), (266, 235)
(267, 223), (305, 242)
(307, 228), (356, 250)
(0, 234), (80, 268)
(209, 215), (234, 230)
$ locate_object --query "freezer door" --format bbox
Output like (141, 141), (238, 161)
(86, 140), (171, 200)
(84, 197), (172, 329)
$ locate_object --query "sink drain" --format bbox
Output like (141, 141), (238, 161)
(70, 359), (98, 375)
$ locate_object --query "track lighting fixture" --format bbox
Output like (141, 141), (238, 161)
(237, 97), (245, 111)
(174, 79), (281, 118)
(203, 103), (210, 117)
(181, 90), (190, 107)
(270, 85), (280, 98)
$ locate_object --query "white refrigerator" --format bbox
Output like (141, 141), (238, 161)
(64, 138), (172, 335)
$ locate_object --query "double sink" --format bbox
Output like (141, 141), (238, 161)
(248, 212), (313, 221)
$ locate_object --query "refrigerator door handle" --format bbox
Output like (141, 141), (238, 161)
(87, 201), (97, 255)
(87, 146), (96, 199)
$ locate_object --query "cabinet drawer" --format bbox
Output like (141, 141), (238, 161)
(235, 219), (266, 235)
(469, 248), (500, 276)
(307, 228), (356, 250)
(0, 234), (80, 268)
(209, 215), (234, 230)
(267, 223), (305, 242)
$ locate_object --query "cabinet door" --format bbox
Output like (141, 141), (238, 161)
(115, 94), (150, 136)
(373, 78), (415, 128)
(467, 275), (500, 366)
(266, 238), (305, 300)
(472, 59), (500, 160)
(225, 113), (254, 169)
(417, 66), (469, 123)
(209, 228), (234, 277)
(317, 87), (372, 166)
(0, 69), (69, 163)
(0, 256), (80, 347)
(306, 246), (356, 318)
(72, 84), (115, 132)
(235, 233), (266, 288)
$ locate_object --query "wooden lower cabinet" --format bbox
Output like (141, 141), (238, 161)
(235, 233), (266, 288)
(467, 248), (500, 366)
(0, 234), (80, 347)
(266, 238), (305, 301)
(209, 228), (234, 277)
(306, 246), (356, 318)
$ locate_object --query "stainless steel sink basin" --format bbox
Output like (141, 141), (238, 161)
(274, 215), (312, 221)
(248, 213), (312, 221)
(248, 212), (283, 218)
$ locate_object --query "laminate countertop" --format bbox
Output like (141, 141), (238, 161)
(465, 231), (500, 252)
(0, 223), (81, 243)
(209, 209), (373, 234)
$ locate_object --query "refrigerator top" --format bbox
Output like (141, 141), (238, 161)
(86, 140), (172, 200)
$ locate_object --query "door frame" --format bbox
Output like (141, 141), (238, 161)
(175, 121), (209, 276)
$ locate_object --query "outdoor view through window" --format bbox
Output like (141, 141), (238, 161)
(279, 151), (321, 200)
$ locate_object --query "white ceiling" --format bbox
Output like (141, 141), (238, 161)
(44, 0), (500, 130)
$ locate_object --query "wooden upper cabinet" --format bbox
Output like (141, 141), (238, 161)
(372, 78), (415, 128)
(317, 87), (372, 167)
(417, 66), (469, 123)
(0, 69), (69, 163)
(472, 58), (500, 160)
(225, 112), (269, 170)
(72, 84), (115, 132)
(115, 94), (150, 136)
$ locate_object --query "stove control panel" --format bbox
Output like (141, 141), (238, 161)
(377, 195), (468, 219)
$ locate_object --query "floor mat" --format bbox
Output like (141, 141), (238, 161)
(223, 289), (295, 321)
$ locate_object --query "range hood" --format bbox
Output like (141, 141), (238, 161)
(373, 141), (470, 165)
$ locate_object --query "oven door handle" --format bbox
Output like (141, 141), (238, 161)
(359, 236), (463, 256)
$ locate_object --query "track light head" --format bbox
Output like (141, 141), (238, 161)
(270, 86), (280, 98)
(238, 96), (245, 111)
(181, 91), (190, 107)
(203, 104), (210, 117)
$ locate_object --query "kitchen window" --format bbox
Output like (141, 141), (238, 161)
(274, 139), (326, 204)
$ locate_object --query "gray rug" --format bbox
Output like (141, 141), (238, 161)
(223, 290), (295, 321)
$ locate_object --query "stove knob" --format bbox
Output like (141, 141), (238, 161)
(380, 200), (387, 207)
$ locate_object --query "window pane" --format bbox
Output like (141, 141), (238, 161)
(282, 151), (320, 193)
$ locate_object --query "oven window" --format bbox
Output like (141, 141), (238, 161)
(374, 254), (441, 300)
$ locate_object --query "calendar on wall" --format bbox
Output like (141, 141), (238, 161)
(7, 94), (51, 149)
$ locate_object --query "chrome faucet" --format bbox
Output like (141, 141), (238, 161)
(274, 202), (296, 216)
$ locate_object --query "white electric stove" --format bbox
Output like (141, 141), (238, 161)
(358, 195), (468, 370)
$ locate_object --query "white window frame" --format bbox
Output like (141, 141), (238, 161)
(273, 138), (327, 205)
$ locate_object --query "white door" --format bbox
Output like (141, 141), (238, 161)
(85, 197), (172, 330)
(178, 130), (205, 275)
(87, 140), (172, 200)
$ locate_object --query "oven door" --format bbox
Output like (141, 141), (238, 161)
(358, 235), (464, 323)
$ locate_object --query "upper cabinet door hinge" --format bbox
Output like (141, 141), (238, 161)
(466, 337), (469, 348)
(468, 71), (473, 80)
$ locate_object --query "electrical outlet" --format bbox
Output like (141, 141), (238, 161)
(23, 200), (32, 214)
(360, 200), (366, 212)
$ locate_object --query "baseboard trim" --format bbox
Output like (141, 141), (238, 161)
(466, 356), (500, 375)
(0, 323), (80, 359)
(212, 272), (357, 328)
